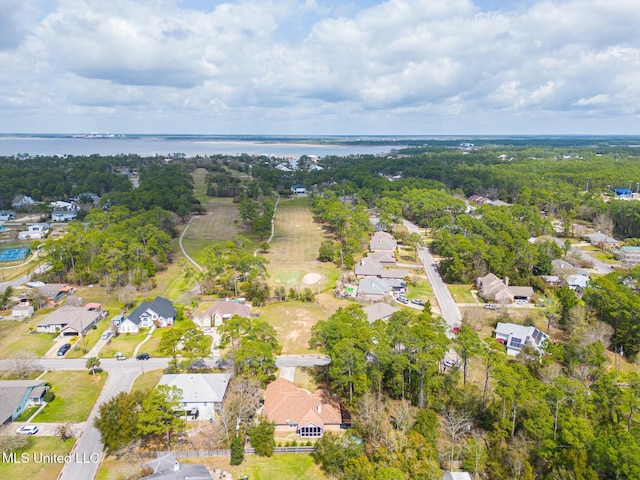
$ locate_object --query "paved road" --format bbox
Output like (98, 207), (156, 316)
(549, 238), (615, 274)
(402, 220), (462, 335)
(0, 353), (329, 480)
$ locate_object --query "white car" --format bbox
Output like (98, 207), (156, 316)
(16, 425), (38, 435)
(516, 299), (528, 305)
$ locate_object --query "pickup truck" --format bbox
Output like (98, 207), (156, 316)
(115, 353), (127, 361)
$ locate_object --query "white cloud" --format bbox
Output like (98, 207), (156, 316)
(1, 0), (640, 133)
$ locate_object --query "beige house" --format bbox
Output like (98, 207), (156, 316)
(263, 378), (342, 438)
(194, 300), (252, 327)
(476, 273), (534, 303)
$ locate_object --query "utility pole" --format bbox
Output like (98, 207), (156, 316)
(586, 177), (590, 192)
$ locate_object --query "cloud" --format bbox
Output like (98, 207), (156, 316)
(0, 0), (640, 133)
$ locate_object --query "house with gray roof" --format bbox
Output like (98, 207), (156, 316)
(443, 472), (473, 480)
(118, 296), (176, 334)
(36, 306), (102, 336)
(357, 278), (392, 301)
(369, 231), (397, 252)
(495, 322), (548, 357)
(362, 302), (398, 323)
(354, 257), (384, 278)
(194, 300), (252, 328)
(477, 273), (534, 303)
(143, 452), (213, 480)
(0, 210), (15, 221)
(583, 232), (619, 249)
(158, 373), (231, 421)
(0, 380), (49, 425)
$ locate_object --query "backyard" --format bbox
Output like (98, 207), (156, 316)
(0, 436), (75, 480)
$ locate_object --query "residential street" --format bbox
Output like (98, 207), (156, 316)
(549, 237), (616, 274)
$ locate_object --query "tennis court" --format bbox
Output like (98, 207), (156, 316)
(0, 247), (30, 262)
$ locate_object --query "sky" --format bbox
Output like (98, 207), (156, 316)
(1, 0), (639, 135)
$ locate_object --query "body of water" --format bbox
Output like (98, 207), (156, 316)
(0, 135), (399, 158)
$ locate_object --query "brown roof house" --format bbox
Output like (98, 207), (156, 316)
(263, 378), (342, 438)
(476, 273), (534, 304)
(194, 300), (252, 328)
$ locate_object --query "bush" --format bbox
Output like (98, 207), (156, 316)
(230, 434), (245, 466)
(248, 420), (275, 457)
(42, 390), (55, 402)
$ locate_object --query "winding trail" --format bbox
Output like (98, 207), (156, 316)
(179, 215), (204, 272)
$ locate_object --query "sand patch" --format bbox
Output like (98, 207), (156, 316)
(302, 272), (322, 285)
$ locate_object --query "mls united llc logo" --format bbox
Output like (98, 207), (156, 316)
(2, 452), (100, 464)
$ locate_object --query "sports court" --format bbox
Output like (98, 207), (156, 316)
(0, 247), (30, 262)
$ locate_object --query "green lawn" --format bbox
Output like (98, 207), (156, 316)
(577, 245), (618, 264)
(406, 277), (435, 303)
(100, 331), (148, 358)
(202, 454), (328, 480)
(14, 405), (40, 422)
(0, 437), (75, 480)
(34, 370), (107, 423)
(0, 319), (55, 359)
(446, 284), (477, 303)
(130, 369), (164, 393)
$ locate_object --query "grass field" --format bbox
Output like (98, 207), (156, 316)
(0, 437), (75, 480)
(130, 369), (164, 393)
(0, 319), (55, 358)
(199, 454), (327, 480)
(446, 284), (477, 303)
(577, 244), (618, 264)
(35, 370), (107, 423)
(100, 332), (148, 358)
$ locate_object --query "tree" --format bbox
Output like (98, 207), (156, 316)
(442, 408), (472, 470)
(230, 433), (245, 466)
(318, 240), (335, 262)
(94, 391), (145, 451)
(55, 422), (74, 441)
(248, 419), (275, 456)
(86, 356), (101, 375)
(137, 385), (185, 449)
(455, 325), (483, 387)
(11, 352), (36, 379)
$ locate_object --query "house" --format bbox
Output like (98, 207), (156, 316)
(37, 283), (70, 302)
(11, 303), (34, 319)
(263, 377), (342, 438)
(476, 273), (534, 303)
(36, 306), (102, 336)
(369, 231), (397, 252)
(620, 245), (640, 268)
(49, 200), (74, 211)
(495, 322), (549, 357)
(51, 210), (77, 222)
(362, 302), (398, 323)
(194, 300), (252, 328)
(443, 473), (473, 480)
(566, 274), (589, 292)
(158, 373), (231, 421)
(357, 278), (391, 301)
(355, 257), (384, 278)
(583, 232), (619, 250)
(0, 380), (49, 424)
(11, 195), (35, 209)
(142, 452), (213, 480)
(367, 250), (397, 266)
(291, 184), (307, 195)
(118, 296), (176, 333)
(18, 223), (50, 240)
(0, 210), (15, 221)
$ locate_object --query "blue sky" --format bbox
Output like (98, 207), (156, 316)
(1, 0), (639, 135)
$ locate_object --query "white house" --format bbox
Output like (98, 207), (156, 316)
(0, 210), (15, 221)
(18, 223), (50, 240)
(158, 373), (231, 421)
(118, 296), (176, 334)
(36, 306), (102, 336)
(443, 473), (473, 480)
(11, 303), (34, 319)
(11, 195), (35, 209)
(495, 322), (549, 357)
(51, 210), (77, 222)
(291, 184), (307, 195)
(49, 200), (74, 211)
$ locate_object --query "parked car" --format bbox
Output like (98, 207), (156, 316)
(397, 296), (409, 304)
(115, 353), (127, 361)
(101, 331), (112, 341)
(411, 298), (425, 306)
(516, 299), (528, 305)
(57, 343), (71, 356)
(136, 353), (150, 360)
(190, 359), (208, 370)
(484, 304), (500, 310)
(16, 425), (38, 435)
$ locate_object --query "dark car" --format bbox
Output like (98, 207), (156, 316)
(136, 353), (150, 360)
(190, 359), (208, 370)
(57, 343), (71, 356)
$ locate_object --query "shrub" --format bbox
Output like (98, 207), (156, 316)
(42, 390), (55, 402)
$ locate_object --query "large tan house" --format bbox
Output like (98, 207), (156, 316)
(263, 378), (342, 438)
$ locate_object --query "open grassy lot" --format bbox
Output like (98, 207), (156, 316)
(131, 369), (164, 393)
(35, 370), (107, 423)
(100, 332), (148, 358)
(0, 318), (55, 359)
(265, 198), (339, 293)
(446, 284), (477, 303)
(0, 437), (75, 480)
(577, 244), (618, 264)
(406, 276), (435, 304)
(200, 454), (327, 480)
(259, 300), (342, 354)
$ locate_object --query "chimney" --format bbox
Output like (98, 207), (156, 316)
(173, 461), (180, 472)
(317, 403), (322, 413)
(504, 276), (509, 287)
